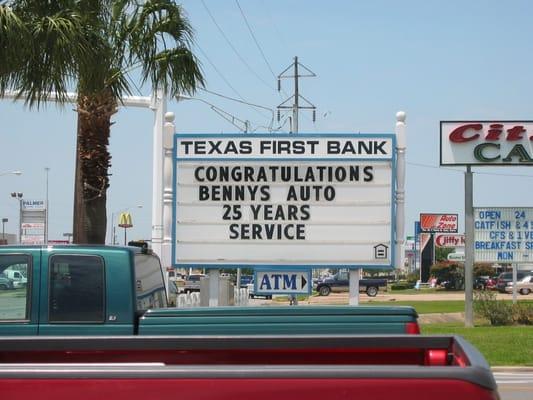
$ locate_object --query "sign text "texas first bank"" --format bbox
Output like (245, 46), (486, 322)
(177, 138), (392, 157)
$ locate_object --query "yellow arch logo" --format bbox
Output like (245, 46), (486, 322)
(118, 212), (133, 228)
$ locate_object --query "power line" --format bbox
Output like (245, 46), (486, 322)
(235, 0), (277, 80)
(194, 43), (247, 102)
(259, 0), (290, 54)
(199, 88), (274, 131)
(200, 88), (274, 114)
(200, 0), (276, 92)
(195, 42), (275, 124)
(408, 161), (533, 178)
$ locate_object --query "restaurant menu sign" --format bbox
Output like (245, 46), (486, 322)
(475, 207), (533, 263)
(172, 134), (396, 269)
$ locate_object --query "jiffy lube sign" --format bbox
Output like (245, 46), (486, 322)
(440, 121), (533, 165)
(172, 134), (396, 269)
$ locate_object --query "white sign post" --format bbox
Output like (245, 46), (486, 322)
(172, 134), (396, 271)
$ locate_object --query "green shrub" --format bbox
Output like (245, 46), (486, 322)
(474, 290), (514, 325)
(474, 291), (533, 326)
(406, 272), (419, 284)
(391, 283), (414, 290)
(513, 302), (533, 325)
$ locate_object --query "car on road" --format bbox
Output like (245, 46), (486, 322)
(474, 276), (495, 290)
(314, 270), (387, 297)
(182, 274), (206, 293)
(239, 275), (253, 288)
(0, 273), (14, 290)
(504, 275), (533, 295)
(496, 271), (530, 293)
(247, 280), (272, 300)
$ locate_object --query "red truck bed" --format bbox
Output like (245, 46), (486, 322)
(0, 335), (499, 400)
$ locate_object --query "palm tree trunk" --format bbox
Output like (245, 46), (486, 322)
(73, 91), (117, 244)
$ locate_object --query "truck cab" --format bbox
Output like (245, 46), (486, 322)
(0, 245), (419, 336)
(0, 245), (166, 335)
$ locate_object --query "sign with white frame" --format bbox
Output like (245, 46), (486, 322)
(172, 134), (396, 269)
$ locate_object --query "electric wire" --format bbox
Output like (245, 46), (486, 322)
(408, 161), (533, 178)
(200, 0), (277, 92)
(199, 87), (274, 129)
(194, 43), (247, 102)
(259, 0), (290, 54)
(235, 0), (278, 80)
(199, 87), (274, 114)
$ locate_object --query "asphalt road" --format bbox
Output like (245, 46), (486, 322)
(494, 371), (533, 400)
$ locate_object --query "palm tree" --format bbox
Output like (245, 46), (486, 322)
(0, 0), (203, 243)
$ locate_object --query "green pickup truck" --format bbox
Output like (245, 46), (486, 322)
(0, 245), (419, 335)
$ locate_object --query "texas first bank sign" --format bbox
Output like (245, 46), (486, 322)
(172, 134), (396, 270)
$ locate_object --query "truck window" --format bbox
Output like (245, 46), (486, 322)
(0, 254), (31, 321)
(134, 254), (167, 311)
(49, 255), (105, 323)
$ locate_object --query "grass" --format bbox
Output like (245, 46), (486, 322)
(364, 300), (465, 314)
(422, 323), (533, 366)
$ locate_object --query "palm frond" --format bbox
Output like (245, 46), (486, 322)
(0, 3), (92, 107)
(125, 0), (204, 95)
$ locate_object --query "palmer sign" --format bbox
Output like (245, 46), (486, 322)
(440, 121), (533, 165)
(172, 134), (395, 269)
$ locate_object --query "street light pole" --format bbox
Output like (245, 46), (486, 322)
(1, 218), (7, 243)
(44, 167), (50, 244)
(10, 192), (23, 244)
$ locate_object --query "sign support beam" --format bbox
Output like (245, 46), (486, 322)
(465, 166), (474, 328)
(208, 269), (220, 307)
(512, 264), (517, 304)
(348, 269), (361, 306)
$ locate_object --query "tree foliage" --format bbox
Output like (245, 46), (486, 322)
(0, 0), (204, 243)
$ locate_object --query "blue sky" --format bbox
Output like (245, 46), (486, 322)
(1, 0), (533, 247)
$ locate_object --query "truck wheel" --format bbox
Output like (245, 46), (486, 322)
(366, 286), (378, 297)
(0, 284), (7, 290)
(318, 286), (331, 296)
(520, 288), (531, 295)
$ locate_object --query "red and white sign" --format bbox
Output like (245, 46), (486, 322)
(440, 121), (533, 166)
(434, 234), (465, 248)
(21, 235), (45, 245)
(419, 213), (458, 233)
(21, 222), (44, 229)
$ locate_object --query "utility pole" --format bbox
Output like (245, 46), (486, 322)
(277, 56), (316, 133)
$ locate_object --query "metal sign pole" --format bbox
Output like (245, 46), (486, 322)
(464, 166), (474, 327)
(512, 264), (517, 304)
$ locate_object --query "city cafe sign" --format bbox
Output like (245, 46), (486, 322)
(440, 121), (533, 165)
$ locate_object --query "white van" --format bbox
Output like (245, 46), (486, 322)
(4, 269), (27, 288)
